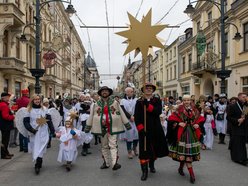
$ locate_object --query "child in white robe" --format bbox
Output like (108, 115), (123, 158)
(56, 117), (83, 171)
(203, 105), (215, 150)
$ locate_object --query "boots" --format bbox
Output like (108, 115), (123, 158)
(100, 162), (110, 169)
(140, 163), (148, 181)
(218, 133), (226, 144)
(178, 162), (185, 176)
(1, 145), (11, 159)
(187, 167), (195, 184)
(35, 157), (43, 175)
(149, 160), (156, 173)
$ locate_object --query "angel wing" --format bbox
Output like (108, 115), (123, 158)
(48, 108), (62, 131)
(15, 107), (29, 137)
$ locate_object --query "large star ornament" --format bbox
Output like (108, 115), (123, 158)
(116, 9), (167, 58)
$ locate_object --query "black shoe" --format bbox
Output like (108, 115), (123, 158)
(20, 149), (24, 152)
(8, 153), (14, 157)
(100, 162), (110, 169)
(1, 155), (12, 159)
(66, 165), (71, 171)
(35, 167), (40, 175)
(47, 144), (51, 148)
(190, 176), (195, 184)
(112, 163), (121, 171)
(178, 168), (185, 176)
(150, 167), (156, 173)
(94, 141), (98, 145)
(141, 164), (148, 181)
(23, 150), (28, 153)
(81, 150), (87, 156)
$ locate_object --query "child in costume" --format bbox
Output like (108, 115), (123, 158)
(56, 116), (83, 171)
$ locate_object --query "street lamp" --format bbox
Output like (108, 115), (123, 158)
(184, 0), (242, 94)
(21, 0), (76, 94)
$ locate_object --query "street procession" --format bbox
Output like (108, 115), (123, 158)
(0, 1), (248, 186)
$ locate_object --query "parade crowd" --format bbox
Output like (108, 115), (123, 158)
(0, 83), (247, 184)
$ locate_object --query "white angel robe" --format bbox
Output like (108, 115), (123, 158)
(203, 114), (214, 149)
(215, 102), (227, 134)
(120, 97), (138, 142)
(57, 127), (83, 163)
(27, 107), (49, 161)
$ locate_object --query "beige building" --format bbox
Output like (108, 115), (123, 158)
(0, 1), (87, 98)
(184, 0), (248, 98)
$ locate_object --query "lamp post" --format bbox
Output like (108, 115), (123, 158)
(184, 0), (242, 94)
(21, 0), (76, 94)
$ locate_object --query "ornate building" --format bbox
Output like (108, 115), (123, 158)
(0, 1), (87, 98)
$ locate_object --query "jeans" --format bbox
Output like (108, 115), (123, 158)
(126, 139), (139, 151)
(19, 133), (28, 151)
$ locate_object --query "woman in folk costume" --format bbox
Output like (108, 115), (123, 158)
(120, 87), (139, 159)
(23, 94), (55, 174)
(214, 93), (228, 144)
(167, 95), (205, 184)
(134, 83), (168, 181)
(56, 116), (83, 171)
(85, 86), (131, 171)
(203, 102), (215, 150)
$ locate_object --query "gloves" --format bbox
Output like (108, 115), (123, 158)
(31, 129), (38, 135)
(139, 129), (147, 137)
(144, 99), (149, 107)
(70, 129), (76, 136)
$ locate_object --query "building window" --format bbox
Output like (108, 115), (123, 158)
(170, 50), (172, 60)
(242, 77), (248, 93)
(170, 67), (172, 80)
(207, 41), (214, 50)
(29, 45), (33, 68)
(182, 57), (186, 73)
(166, 53), (168, 62)
(188, 54), (192, 71)
(166, 69), (169, 81)
(224, 32), (228, 57)
(3, 30), (8, 57)
(208, 11), (212, 26)
(15, 82), (21, 98)
(174, 47), (176, 57)
(182, 85), (190, 95)
(172, 90), (177, 99)
(244, 22), (248, 51)
(166, 91), (171, 97)
(15, 0), (20, 8)
(3, 79), (8, 93)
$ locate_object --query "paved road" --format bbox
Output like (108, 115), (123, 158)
(0, 137), (247, 186)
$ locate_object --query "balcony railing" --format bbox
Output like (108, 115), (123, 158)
(62, 78), (71, 88)
(0, 57), (25, 74)
(0, 3), (25, 26)
(191, 61), (215, 77)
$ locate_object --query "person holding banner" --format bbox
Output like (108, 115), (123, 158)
(134, 82), (168, 181)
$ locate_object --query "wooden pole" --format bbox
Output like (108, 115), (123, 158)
(142, 57), (147, 151)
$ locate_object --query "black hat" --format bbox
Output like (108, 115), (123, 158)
(141, 82), (156, 93)
(1, 92), (11, 98)
(97, 86), (113, 96)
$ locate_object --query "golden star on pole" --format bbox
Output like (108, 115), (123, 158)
(36, 116), (48, 126)
(116, 9), (167, 58)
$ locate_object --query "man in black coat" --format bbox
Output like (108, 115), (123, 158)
(134, 83), (168, 181)
(226, 92), (248, 166)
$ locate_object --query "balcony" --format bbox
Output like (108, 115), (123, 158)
(62, 78), (71, 89)
(191, 61), (215, 78)
(0, 57), (25, 74)
(0, 3), (25, 27)
(62, 56), (71, 66)
(44, 74), (57, 84)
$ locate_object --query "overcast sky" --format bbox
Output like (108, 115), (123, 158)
(70, 0), (191, 89)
